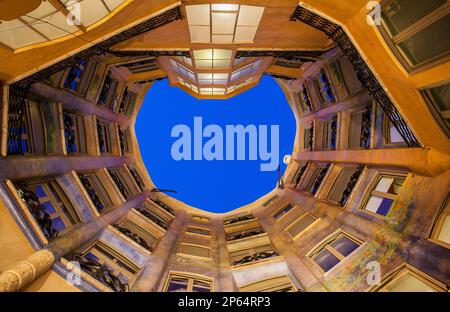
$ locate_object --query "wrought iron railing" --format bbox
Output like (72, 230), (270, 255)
(108, 170), (131, 199)
(14, 182), (58, 240)
(227, 229), (265, 241)
(78, 173), (104, 213)
(232, 250), (278, 266)
(128, 167), (145, 192)
(360, 108), (372, 149)
(224, 214), (255, 226)
(311, 164), (330, 195)
(338, 166), (364, 207)
(69, 253), (129, 292)
(290, 6), (420, 147)
(112, 224), (152, 252)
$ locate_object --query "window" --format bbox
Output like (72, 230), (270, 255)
(96, 120), (111, 154)
(230, 60), (262, 82)
(137, 203), (171, 230)
(118, 126), (129, 155)
(224, 214), (255, 226)
(72, 241), (141, 292)
(304, 126), (313, 150)
(421, 82), (450, 137)
(116, 219), (157, 252)
(193, 49), (232, 69)
(117, 86), (137, 117)
(430, 193), (450, 248)
(177, 77), (199, 94)
(301, 164), (330, 195)
(292, 162), (309, 186)
(64, 58), (97, 96)
(98, 70), (118, 110)
(286, 213), (318, 239)
(185, 4), (265, 43)
(313, 70), (335, 106)
(186, 227), (211, 236)
(8, 99), (46, 155)
(320, 115), (338, 150)
(13, 180), (80, 240)
(226, 225), (264, 241)
(383, 113), (407, 145)
(165, 273), (212, 292)
(308, 231), (362, 273)
(63, 111), (86, 154)
(328, 166), (364, 206)
(108, 168), (134, 200)
(226, 77), (254, 94)
(127, 165), (145, 192)
(239, 276), (297, 292)
(273, 203), (295, 220)
(372, 264), (447, 292)
(362, 172), (406, 217)
(192, 215), (210, 222)
(348, 108), (372, 149)
(230, 244), (278, 266)
(170, 60), (196, 81)
(377, 0), (450, 71)
(298, 84), (313, 113)
(198, 73), (229, 85)
(78, 172), (113, 213)
(332, 57), (362, 95)
(179, 244), (211, 259)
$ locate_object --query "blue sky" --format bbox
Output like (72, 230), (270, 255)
(135, 75), (295, 213)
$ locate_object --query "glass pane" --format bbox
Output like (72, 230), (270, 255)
(375, 177), (395, 193)
(397, 14), (450, 66)
(42, 201), (56, 214)
(52, 217), (66, 231)
(192, 280), (211, 292)
(437, 214), (450, 244)
(168, 278), (189, 292)
(366, 195), (393, 216)
(313, 249), (340, 272)
(330, 235), (359, 257)
(375, 176), (404, 194)
(381, 0), (445, 36)
(386, 273), (437, 292)
(427, 83), (450, 112)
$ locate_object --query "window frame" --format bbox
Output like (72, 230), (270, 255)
(239, 275), (297, 292)
(307, 230), (363, 274)
(374, 0), (450, 73)
(163, 271), (213, 292)
(272, 203), (295, 221)
(63, 110), (86, 155)
(360, 171), (407, 218)
(429, 192), (450, 249)
(420, 81), (450, 138)
(73, 240), (142, 291)
(369, 263), (447, 292)
(286, 213), (319, 240)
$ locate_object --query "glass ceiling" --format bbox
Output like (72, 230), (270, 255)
(0, 0), (127, 50)
(185, 4), (265, 43)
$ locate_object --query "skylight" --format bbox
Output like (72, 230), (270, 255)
(0, 0), (127, 50)
(185, 4), (265, 43)
(193, 49), (232, 70)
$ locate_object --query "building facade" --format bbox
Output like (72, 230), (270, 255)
(0, 0), (449, 292)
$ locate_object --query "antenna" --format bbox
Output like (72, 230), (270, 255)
(151, 188), (177, 193)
